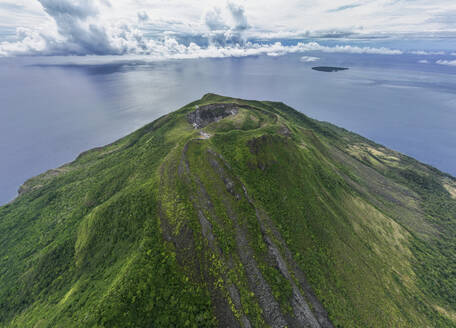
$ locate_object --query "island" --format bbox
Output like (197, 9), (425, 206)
(1, 93), (454, 328)
(312, 66), (349, 72)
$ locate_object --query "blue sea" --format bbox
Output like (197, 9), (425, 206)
(1, 51), (455, 204)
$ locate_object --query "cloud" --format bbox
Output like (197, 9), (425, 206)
(410, 50), (445, 55)
(137, 11), (149, 22)
(204, 7), (227, 31)
(327, 3), (361, 13)
(0, 12), (407, 61)
(0, 0), (123, 55)
(0, 3), (26, 11)
(2, 0), (441, 59)
(418, 59), (429, 64)
(298, 42), (403, 55)
(162, 41), (403, 59)
(0, 0), (172, 56)
(37, 0), (117, 55)
(300, 55), (320, 62)
(38, 0), (98, 19)
(436, 59), (456, 66)
(227, 2), (249, 31)
(2, 0), (456, 54)
(202, 2), (250, 46)
(0, 27), (48, 56)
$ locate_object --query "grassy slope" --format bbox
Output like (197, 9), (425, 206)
(0, 93), (454, 327)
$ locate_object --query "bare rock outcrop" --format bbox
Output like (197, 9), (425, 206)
(187, 103), (239, 128)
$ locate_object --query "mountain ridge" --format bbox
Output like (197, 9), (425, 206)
(1, 93), (455, 327)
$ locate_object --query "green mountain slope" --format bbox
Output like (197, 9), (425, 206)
(0, 94), (455, 327)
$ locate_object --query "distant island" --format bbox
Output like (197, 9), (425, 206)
(312, 66), (349, 72)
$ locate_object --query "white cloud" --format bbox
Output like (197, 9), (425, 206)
(204, 7), (227, 31)
(171, 41), (403, 59)
(0, 27), (49, 56)
(418, 59), (429, 64)
(300, 56), (320, 62)
(410, 50), (445, 55)
(436, 59), (456, 66)
(162, 41), (402, 59)
(297, 42), (403, 55)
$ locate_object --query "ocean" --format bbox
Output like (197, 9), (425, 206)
(1, 52), (455, 204)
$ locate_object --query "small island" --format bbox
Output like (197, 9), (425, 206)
(312, 66), (349, 72)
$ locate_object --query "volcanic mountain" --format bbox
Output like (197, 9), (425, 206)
(1, 94), (455, 327)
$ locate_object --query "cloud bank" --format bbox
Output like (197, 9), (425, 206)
(0, 0), (453, 59)
(410, 50), (446, 55)
(436, 59), (456, 66)
(0, 0), (405, 59)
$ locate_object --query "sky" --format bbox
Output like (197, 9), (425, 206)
(0, 0), (455, 60)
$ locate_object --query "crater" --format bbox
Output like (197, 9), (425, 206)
(187, 103), (240, 129)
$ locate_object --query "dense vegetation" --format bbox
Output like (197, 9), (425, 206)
(0, 94), (454, 327)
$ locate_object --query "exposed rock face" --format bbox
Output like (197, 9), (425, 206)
(187, 103), (239, 128)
